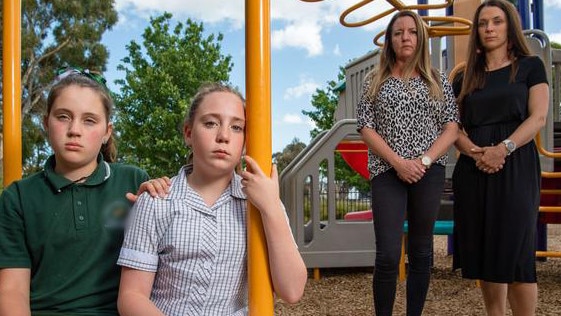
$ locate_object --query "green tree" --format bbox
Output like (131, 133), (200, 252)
(273, 138), (306, 174)
(0, 0), (118, 174)
(303, 67), (370, 194)
(302, 70), (343, 139)
(114, 13), (233, 177)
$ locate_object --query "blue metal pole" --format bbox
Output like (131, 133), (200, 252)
(533, 0), (544, 30)
(517, 0), (531, 29)
(418, 0), (428, 17)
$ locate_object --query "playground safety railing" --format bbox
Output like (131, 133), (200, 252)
(535, 131), (561, 259)
(280, 119), (377, 273)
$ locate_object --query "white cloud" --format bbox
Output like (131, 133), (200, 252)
(306, 117), (317, 129)
(283, 77), (320, 100)
(549, 32), (561, 44)
(272, 22), (323, 56)
(114, 0), (457, 56)
(547, 1), (561, 9)
(283, 114), (304, 124)
(333, 44), (341, 56)
(280, 114), (316, 129)
(115, 0), (244, 28)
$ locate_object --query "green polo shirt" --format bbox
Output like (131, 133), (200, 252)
(0, 154), (149, 315)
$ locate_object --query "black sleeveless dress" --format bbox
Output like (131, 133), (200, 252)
(452, 56), (547, 283)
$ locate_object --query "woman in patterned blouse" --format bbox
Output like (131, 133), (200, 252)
(356, 10), (459, 316)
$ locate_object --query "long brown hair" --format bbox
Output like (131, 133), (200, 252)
(46, 73), (117, 162)
(457, 0), (531, 107)
(365, 10), (443, 100)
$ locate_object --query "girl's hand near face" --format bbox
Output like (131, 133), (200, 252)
(240, 155), (281, 213)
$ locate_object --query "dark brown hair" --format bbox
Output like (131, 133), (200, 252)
(46, 74), (117, 162)
(457, 0), (531, 108)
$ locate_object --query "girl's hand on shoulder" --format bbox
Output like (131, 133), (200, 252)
(126, 177), (172, 202)
(394, 158), (425, 184)
(240, 155), (281, 212)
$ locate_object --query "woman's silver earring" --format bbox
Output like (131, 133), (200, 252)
(102, 138), (107, 145)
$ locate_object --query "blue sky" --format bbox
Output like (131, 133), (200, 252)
(102, 0), (561, 153)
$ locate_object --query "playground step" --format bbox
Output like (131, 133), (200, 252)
(404, 220), (454, 235)
(344, 211), (455, 236)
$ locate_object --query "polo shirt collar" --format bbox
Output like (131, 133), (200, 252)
(44, 154), (111, 192)
(180, 164), (246, 200)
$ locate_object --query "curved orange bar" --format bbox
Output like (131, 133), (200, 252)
(299, 0), (472, 48)
(340, 0), (397, 28)
(535, 132), (561, 158)
(373, 15), (472, 46)
(340, 0), (454, 28)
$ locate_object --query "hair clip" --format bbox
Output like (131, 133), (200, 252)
(53, 66), (108, 90)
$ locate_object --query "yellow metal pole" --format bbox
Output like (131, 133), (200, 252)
(245, 0), (274, 314)
(2, 0), (23, 187)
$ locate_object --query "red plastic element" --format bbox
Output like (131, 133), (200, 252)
(336, 141), (370, 179)
(343, 209), (373, 221)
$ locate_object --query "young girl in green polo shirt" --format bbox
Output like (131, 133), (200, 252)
(116, 82), (307, 315)
(0, 68), (169, 315)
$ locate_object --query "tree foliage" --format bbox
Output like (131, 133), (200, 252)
(0, 0), (118, 174)
(302, 68), (344, 139)
(303, 67), (370, 194)
(114, 13), (233, 177)
(273, 138), (306, 174)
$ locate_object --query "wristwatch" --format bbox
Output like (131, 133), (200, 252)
(420, 155), (433, 168)
(502, 139), (516, 156)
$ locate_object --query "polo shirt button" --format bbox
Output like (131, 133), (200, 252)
(77, 201), (82, 206)
(78, 215), (85, 221)
(203, 262), (211, 269)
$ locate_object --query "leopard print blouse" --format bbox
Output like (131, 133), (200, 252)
(356, 72), (459, 179)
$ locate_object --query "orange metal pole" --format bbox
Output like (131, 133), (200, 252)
(2, 0), (23, 187)
(245, 0), (274, 314)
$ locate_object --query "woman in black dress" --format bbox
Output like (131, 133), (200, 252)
(452, 1), (549, 315)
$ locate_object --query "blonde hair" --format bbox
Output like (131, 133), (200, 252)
(365, 10), (443, 101)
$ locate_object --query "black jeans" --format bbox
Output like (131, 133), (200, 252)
(370, 166), (445, 316)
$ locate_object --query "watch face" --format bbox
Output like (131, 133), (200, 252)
(421, 156), (432, 166)
(506, 142), (515, 151)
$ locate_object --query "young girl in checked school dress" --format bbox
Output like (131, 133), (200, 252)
(117, 82), (307, 316)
